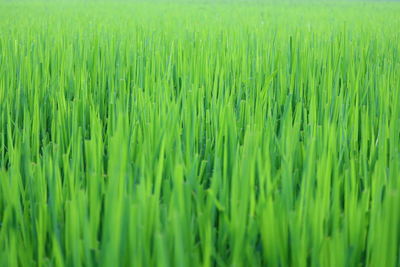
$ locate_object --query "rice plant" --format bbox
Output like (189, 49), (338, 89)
(0, 1), (400, 266)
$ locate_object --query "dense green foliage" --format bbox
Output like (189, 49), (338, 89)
(0, 1), (400, 266)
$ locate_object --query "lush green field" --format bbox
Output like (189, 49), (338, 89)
(1, 1), (400, 266)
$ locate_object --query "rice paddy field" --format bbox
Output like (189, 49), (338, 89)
(1, 1), (400, 266)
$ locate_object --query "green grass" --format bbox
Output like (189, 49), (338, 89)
(0, 1), (400, 266)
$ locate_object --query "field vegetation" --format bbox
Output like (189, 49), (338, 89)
(0, 1), (400, 266)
